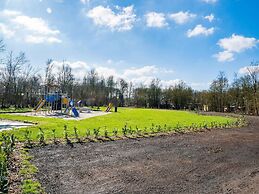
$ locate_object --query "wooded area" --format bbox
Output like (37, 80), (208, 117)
(0, 39), (258, 115)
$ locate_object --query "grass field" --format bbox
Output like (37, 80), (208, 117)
(0, 108), (237, 141)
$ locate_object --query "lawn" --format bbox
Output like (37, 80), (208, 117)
(0, 108), (237, 141)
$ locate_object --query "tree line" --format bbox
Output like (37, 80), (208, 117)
(0, 39), (258, 115)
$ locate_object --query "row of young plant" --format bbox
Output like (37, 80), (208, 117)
(23, 117), (246, 147)
(0, 134), (15, 193)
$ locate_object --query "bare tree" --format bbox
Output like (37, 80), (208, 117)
(246, 63), (259, 115)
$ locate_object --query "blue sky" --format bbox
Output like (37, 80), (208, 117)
(0, 0), (259, 90)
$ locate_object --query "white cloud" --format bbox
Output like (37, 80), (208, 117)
(46, 8), (52, 14)
(0, 9), (61, 44)
(161, 79), (182, 88)
(187, 24), (214, 37)
(217, 34), (258, 53)
(145, 12), (168, 28)
(80, 0), (90, 4)
(215, 34), (258, 62)
(213, 51), (234, 62)
(201, 0), (218, 3)
(25, 35), (61, 44)
(204, 14), (214, 22)
(51, 60), (91, 79)
(87, 5), (136, 32)
(0, 23), (15, 38)
(239, 65), (259, 74)
(50, 61), (176, 88)
(123, 65), (159, 77)
(169, 11), (196, 24)
(11, 15), (59, 35)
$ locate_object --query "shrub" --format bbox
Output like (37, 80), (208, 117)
(112, 128), (118, 137)
(74, 127), (80, 142)
(52, 129), (57, 144)
(37, 128), (45, 145)
(86, 129), (91, 138)
(93, 128), (100, 138)
(24, 129), (32, 147)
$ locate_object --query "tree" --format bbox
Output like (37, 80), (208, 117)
(246, 63), (259, 115)
(45, 59), (56, 94)
(148, 79), (161, 108)
(1, 52), (28, 107)
(209, 72), (229, 112)
(57, 61), (74, 96)
(118, 78), (128, 106)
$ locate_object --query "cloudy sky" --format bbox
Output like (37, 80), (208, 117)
(0, 0), (258, 89)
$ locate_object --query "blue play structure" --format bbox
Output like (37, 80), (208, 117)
(34, 93), (80, 117)
(72, 107), (79, 117)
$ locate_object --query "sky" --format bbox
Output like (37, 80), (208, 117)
(0, 0), (259, 90)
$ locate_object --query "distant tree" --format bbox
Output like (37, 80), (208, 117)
(45, 59), (56, 94)
(209, 72), (229, 112)
(57, 61), (74, 96)
(118, 78), (128, 106)
(1, 52), (28, 107)
(246, 63), (259, 115)
(148, 79), (161, 108)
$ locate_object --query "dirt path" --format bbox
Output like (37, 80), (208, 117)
(30, 115), (259, 194)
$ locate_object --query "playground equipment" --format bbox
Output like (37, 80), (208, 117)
(33, 93), (80, 117)
(105, 103), (113, 112)
(33, 99), (46, 113)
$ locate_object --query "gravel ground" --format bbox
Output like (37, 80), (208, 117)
(0, 120), (33, 130)
(13, 110), (110, 120)
(30, 114), (259, 194)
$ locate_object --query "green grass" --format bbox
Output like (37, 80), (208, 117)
(0, 107), (32, 113)
(0, 108), (237, 141)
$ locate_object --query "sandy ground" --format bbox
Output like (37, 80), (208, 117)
(0, 120), (33, 130)
(30, 114), (259, 194)
(12, 110), (110, 120)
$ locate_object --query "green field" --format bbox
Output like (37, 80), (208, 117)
(0, 108), (237, 141)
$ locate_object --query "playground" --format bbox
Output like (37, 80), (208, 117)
(29, 93), (114, 120)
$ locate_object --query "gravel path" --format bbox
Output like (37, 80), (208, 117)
(30, 115), (259, 194)
(0, 120), (33, 130)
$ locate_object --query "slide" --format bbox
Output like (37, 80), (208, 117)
(72, 107), (79, 117)
(64, 107), (70, 114)
(35, 100), (46, 113)
(105, 103), (113, 112)
(34, 99), (43, 110)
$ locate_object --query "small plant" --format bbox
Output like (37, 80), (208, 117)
(113, 128), (118, 137)
(52, 129), (57, 144)
(86, 129), (91, 138)
(104, 129), (109, 138)
(129, 126), (133, 135)
(143, 127), (147, 134)
(37, 127), (45, 145)
(163, 124), (167, 132)
(64, 125), (71, 144)
(24, 129), (32, 147)
(150, 123), (155, 133)
(175, 122), (182, 132)
(74, 127), (80, 142)
(93, 128), (100, 138)
(157, 125), (162, 133)
(135, 126), (142, 135)
(122, 124), (127, 136)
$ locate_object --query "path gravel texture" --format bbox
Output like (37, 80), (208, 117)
(30, 114), (259, 194)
